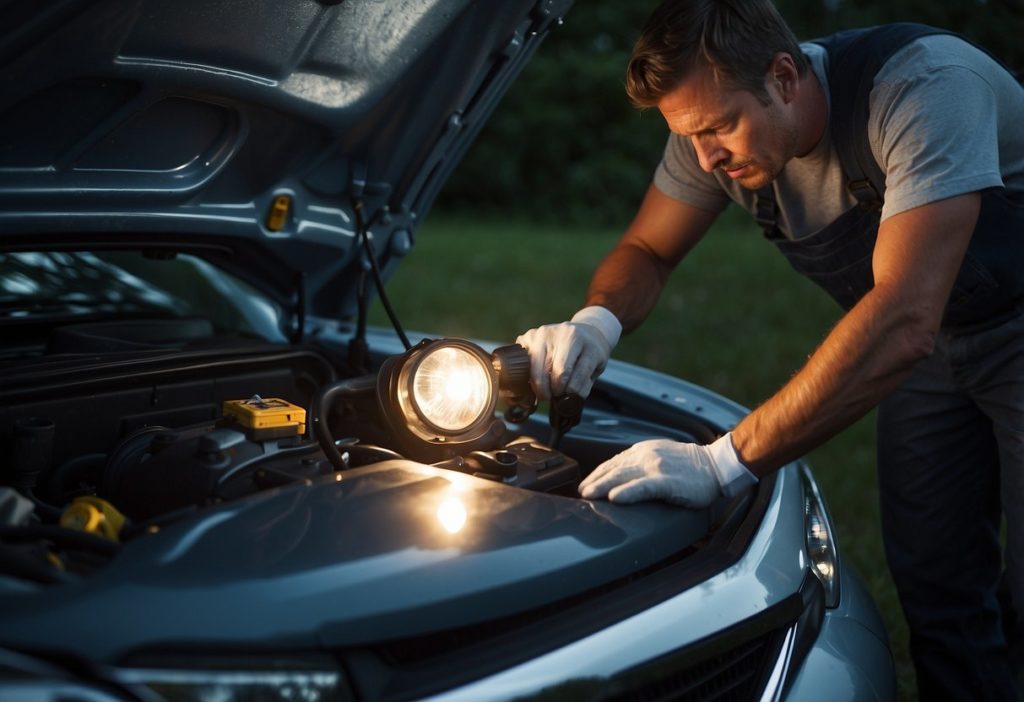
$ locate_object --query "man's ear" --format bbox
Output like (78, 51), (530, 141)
(768, 52), (799, 103)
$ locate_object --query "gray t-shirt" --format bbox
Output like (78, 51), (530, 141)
(653, 35), (1024, 240)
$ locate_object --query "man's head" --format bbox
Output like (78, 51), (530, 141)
(627, 0), (814, 189)
(626, 0), (808, 108)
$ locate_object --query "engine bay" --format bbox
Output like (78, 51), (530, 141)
(0, 322), (621, 586)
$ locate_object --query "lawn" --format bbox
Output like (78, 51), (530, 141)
(370, 208), (913, 699)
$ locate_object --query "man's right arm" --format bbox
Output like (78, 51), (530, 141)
(585, 183), (719, 331)
(517, 184), (718, 398)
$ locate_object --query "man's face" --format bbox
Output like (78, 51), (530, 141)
(657, 63), (797, 190)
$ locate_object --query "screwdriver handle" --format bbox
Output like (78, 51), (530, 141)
(548, 393), (584, 449)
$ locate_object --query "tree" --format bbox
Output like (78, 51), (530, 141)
(436, 0), (1022, 226)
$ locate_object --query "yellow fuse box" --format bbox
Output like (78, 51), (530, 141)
(223, 396), (307, 440)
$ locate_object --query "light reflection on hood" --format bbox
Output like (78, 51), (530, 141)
(436, 496), (468, 534)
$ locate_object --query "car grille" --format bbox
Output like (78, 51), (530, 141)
(601, 626), (790, 702)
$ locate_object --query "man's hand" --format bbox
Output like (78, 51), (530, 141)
(578, 434), (757, 508)
(516, 306), (622, 400)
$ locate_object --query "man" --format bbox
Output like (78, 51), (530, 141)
(516, 0), (1024, 698)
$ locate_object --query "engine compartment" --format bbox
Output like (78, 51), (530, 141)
(1, 320), (696, 586)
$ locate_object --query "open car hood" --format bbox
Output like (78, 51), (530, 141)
(0, 0), (571, 323)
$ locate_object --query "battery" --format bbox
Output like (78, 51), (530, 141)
(222, 396), (307, 440)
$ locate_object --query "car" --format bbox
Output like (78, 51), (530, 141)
(0, 1), (895, 700)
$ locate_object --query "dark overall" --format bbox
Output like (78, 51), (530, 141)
(756, 24), (1024, 701)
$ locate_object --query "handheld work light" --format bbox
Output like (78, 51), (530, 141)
(311, 339), (536, 467)
(374, 339), (535, 462)
(392, 340), (495, 440)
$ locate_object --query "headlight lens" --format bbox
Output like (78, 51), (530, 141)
(399, 341), (496, 436)
(801, 464), (840, 608)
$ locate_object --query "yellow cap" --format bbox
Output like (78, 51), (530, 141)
(60, 496), (126, 542)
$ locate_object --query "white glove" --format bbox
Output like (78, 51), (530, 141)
(578, 433), (758, 508)
(516, 306), (622, 400)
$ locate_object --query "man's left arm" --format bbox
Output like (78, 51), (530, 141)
(733, 47), (1008, 476)
(580, 49), (1005, 505)
(731, 192), (980, 475)
(580, 193), (980, 505)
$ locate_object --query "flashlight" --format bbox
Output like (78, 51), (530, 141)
(312, 339), (538, 467)
(390, 339), (498, 442)
(375, 339), (537, 462)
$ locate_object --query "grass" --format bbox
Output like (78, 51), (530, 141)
(370, 209), (914, 699)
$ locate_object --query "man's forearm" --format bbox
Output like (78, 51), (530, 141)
(581, 184), (717, 331)
(732, 193), (979, 476)
(731, 284), (933, 475)
(584, 242), (673, 332)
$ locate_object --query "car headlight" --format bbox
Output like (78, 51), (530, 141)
(801, 464), (840, 608)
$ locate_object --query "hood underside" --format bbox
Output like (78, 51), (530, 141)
(0, 0), (571, 319)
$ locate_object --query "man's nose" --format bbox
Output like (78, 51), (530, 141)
(691, 134), (727, 172)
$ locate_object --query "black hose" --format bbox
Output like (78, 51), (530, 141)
(0, 525), (120, 558)
(46, 452), (107, 509)
(25, 490), (63, 522)
(353, 200), (411, 350)
(349, 269), (370, 374)
(311, 376), (377, 471)
(0, 543), (73, 585)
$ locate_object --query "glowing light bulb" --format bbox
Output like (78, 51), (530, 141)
(412, 346), (492, 432)
(445, 370), (473, 403)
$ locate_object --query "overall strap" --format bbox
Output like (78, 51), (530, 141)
(813, 23), (954, 210)
(754, 187), (781, 239)
(755, 23), (1009, 239)
(756, 25), (947, 239)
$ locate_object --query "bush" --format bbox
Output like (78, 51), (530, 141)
(435, 0), (1022, 228)
(436, 2), (667, 226)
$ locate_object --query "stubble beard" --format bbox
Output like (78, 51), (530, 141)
(733, 165), (776, 190)
(732, 101), (799, 191)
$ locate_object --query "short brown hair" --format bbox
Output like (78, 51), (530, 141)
(626, 0), (809, 108)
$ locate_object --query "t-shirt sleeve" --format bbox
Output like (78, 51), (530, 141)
(871, 63), (1004, 222)
(652, 133), (731, 213)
